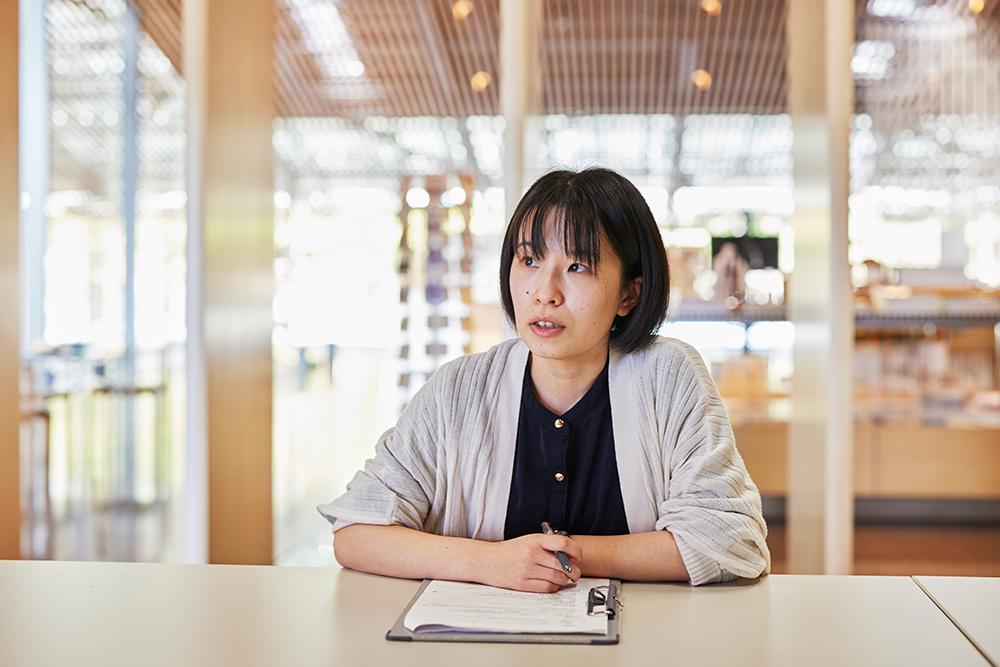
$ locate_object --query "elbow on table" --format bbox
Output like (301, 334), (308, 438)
(332, 524), (366, 571)
(717, 548), (771, 584)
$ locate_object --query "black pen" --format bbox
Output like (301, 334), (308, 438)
(540, 522), (573, 574)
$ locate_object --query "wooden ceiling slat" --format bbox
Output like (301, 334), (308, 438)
(559, 0), (572, 114)
(594, 0), (612, 113)
(758, 2), (783, 113)
(541, 2), (556, 113)
(613, 0), (624, 114)
(551, 0), (578, 115)
(705, 2), (726, 113)
(627, 0), (642, 113)
(370, 0), (412, 117)
(678, 0), (698, 116)
(741, 0), (775, 114)
(131, 0), (1000, 121)
(635, 7), (643, 114)
(717, 0), (747, 113)
(132, 0), (183, 75)
(404, 0), (443, 115)
(400, 1), (440, 116)
(567, 1), (585, 115)
(440, 5), (466, 118)
(728, 0), (756, 113)
(606, 0), (618, 114)
(345, 0), (400, 118)
(374, 0), (415, 117)
(460, 0), (498, 115)
(418, 0), (460, 117)
(757, 1), (787, 114)
(479, 0), (501, 112)
(541, 2), (562, 115)
(584, 1), (598, 113)
(697, 0), (717, 112)
(275, 3), (326, 116)
(567, 1), (585, 114)
(658, 1), (679, 115)
(639, 0), (657, 113)
(368, 0), (420, 117)
(435, 0), (474, 118)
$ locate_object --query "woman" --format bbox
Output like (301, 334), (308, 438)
(320, 168), (769, 592)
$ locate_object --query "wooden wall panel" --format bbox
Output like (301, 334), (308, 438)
(737, 422), (874, 498)
(853, 420), (877, 496)
(0, 0), (19, 559)
(735, 421), (1000, 500)
(734, 422), (789, 496)
(876, 426), (1000, 500)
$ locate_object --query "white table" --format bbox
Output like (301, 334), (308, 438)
(914, 575), (1000, 667)
(0, 560), (989, 667)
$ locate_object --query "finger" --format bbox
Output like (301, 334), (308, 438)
(547, 553), (580, 583)
(533, 555), (576, 585)
(539, 534), (583, 562)
(514, 552), (570, 583)
(518, 579), (562, 594)
(562, 539), (583, 562)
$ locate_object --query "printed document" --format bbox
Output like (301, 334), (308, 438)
(403, 578), (611, 634)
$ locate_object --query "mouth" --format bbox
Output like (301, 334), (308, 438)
(528, 318), (565, 337)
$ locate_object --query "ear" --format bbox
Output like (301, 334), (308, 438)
(617, 276), (643, 317)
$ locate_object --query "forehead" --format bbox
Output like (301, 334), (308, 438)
(517, 207), (567, 239)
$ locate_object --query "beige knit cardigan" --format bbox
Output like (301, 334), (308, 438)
(318, 336), (770, 585)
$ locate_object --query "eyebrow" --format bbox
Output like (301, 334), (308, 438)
(514, 240), (540, 254)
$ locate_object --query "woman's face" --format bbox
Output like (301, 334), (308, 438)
(509, 212), (641, 370)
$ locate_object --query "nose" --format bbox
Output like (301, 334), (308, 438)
(533, 267), (563, 306)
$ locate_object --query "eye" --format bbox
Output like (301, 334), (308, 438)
(568, 262), (588, 273)
(520, 254), (537, 268)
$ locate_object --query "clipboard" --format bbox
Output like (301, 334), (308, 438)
(386, 578), (621, 644)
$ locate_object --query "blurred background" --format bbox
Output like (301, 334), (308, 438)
(6, 0), (1000, 574)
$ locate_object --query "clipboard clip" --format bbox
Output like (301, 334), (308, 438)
(587, 585), (623, 619)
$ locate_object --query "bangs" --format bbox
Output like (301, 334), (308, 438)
(513, 199), (605, 271)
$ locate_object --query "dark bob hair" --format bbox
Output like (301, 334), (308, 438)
(499, 168), (670, 354)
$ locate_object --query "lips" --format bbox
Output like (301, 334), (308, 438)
(528, 318), (564, 337)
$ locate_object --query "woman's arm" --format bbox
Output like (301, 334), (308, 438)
(333, 524), (584, 593)
(651, 343), (771, 584)
(572, 530), (689, 581)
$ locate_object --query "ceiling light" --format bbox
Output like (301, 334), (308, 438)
(691, 69), (712, 90)
(969, 0), (984, 13)
(868, 0), (915, 18)
(700, 0), (722, 17)
(471, 71), (491, 92)
(452, 1), (473, 20)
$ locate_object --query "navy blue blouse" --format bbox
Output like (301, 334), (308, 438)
(503, 357), (630, 539)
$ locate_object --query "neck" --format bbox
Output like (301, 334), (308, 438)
(528, 350), (608, 416)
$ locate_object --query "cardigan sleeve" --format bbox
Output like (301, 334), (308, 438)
(317, 373), (444, 533)
(652, 344), (771, 585)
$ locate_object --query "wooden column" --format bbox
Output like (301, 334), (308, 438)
(0, 0), (19, 559)
(786, 0), (855, 574)
(186, 0), (274, 565)
(500, 0), (541, 215)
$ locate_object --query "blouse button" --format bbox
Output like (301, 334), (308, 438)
(554, 472), (565, 482)
(554, 419), (564, 428)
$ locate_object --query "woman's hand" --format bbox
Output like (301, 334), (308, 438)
(473, 533), (583, 593)
(335, 524), (584, 593)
